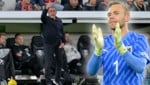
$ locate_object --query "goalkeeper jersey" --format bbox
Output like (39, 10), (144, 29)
(87, 31), (150, 85)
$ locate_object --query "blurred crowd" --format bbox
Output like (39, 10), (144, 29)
(0, 0), (150, 11)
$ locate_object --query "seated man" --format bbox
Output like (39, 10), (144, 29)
(64, 32), (82, 74)
(0, 33), (16, 85)
(15, 0), (33, 11)
(44, 0), (64, 11)
(30, 0), (45, 10)
(63, 0), (83, 10)
(83, 0), (100, 11)
(132, 0), (149, 11)
(0, 0), (4, 10)
(12, 33), (43, 78)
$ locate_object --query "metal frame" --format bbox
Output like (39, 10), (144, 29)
(0, 11), (150, 23)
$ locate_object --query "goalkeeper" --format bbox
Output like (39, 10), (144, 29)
(87, 1), (150, 85)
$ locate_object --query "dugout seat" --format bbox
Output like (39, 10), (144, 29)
(6, 37), (15, 49)
(31, 36), (44, 67)
(77, 35), (99, 85)
(77, 35), (92, 74)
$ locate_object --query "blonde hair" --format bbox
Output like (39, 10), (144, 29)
(108, 1), (129, 14)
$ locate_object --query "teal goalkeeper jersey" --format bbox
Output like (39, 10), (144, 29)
(87, 31), (150, 85)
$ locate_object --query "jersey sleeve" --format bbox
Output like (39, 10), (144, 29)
(132, 35), (150, 64)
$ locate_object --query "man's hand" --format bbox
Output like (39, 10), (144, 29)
(46, 2), (52, 9)
(16, 51), (22, 57)
(114, 23), (127, 55)
(92, 24), (104, 56)
(59, 43), (64, 48)
(34, 4), (42, 10)
(16, 53), (22, 57)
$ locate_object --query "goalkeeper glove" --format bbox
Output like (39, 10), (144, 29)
(114, 23), (127, 55)
(92, 24), (104, 56)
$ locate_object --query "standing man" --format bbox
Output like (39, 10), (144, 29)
(87, 1), (150, 85)
(41, 3), (65, 85)
(0, 33), (16, 85)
